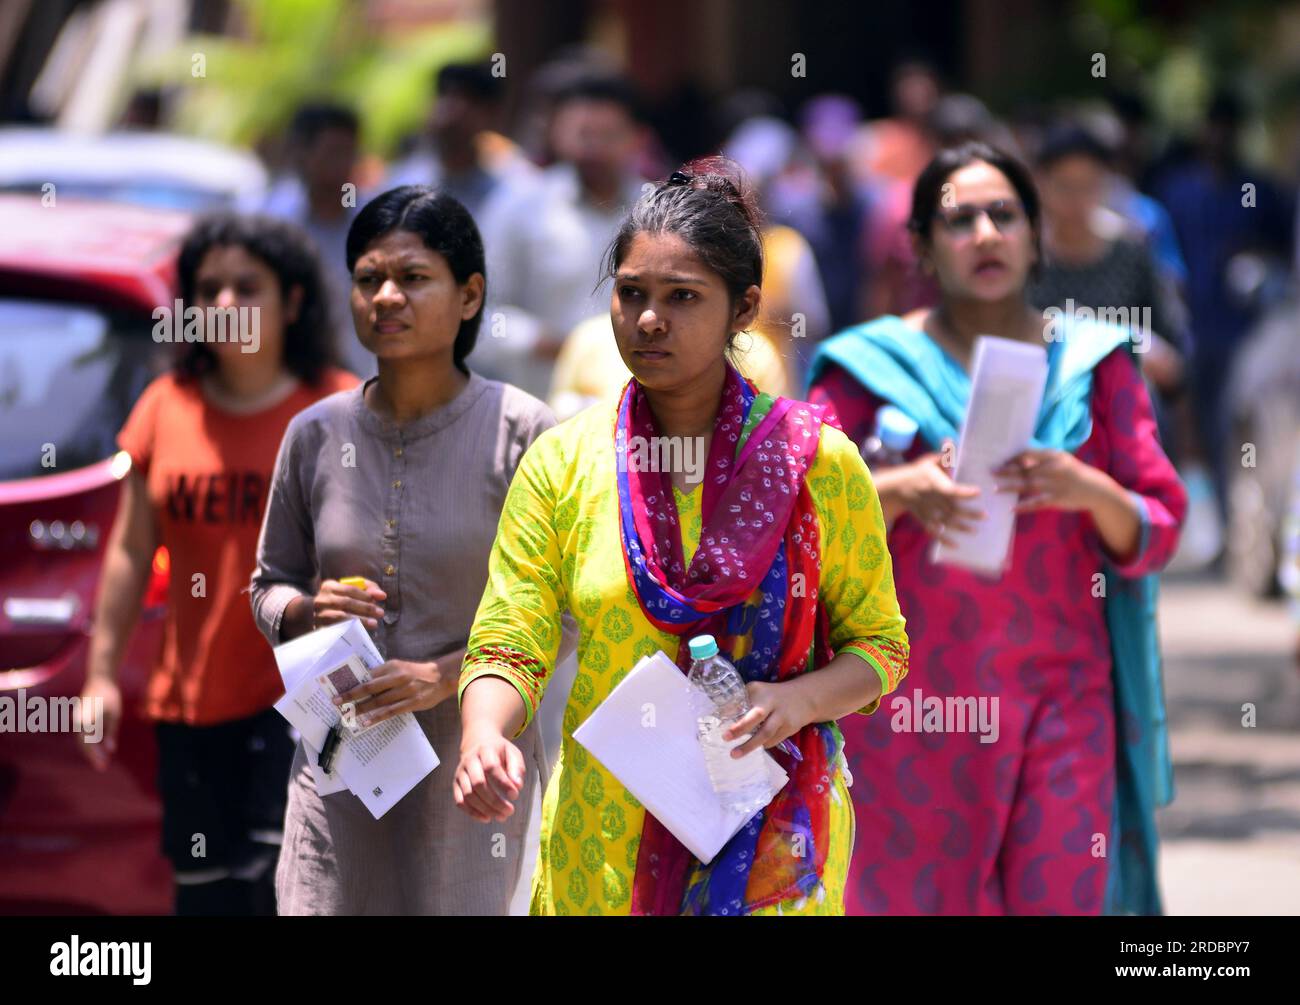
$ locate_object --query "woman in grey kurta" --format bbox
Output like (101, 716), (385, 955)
(249, 186), (555, 914)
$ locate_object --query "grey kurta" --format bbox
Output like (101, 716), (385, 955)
(250, 372), (555, 915)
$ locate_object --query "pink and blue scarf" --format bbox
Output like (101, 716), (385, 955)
(616, 364), (839, 916)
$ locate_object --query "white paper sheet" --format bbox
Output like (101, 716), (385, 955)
(271, 619), (438, 819)
(932, 335), (1049, 577)
(572, 651), (787, 864)
(275, 665), (350, 796)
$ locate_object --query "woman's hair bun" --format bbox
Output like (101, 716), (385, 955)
(602, 153), (765, 306)
(668, 155), (763, 232)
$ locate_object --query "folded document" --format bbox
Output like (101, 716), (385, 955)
(573, 650), (787, 864)
(272, 618), (438, 819)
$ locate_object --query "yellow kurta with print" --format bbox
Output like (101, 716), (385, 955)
(460, 402), (909, 915)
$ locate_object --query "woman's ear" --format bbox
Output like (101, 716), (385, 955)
(284, 284), (304, 325)
(461, 272), (486, 321)
(731, 284), (762, 332)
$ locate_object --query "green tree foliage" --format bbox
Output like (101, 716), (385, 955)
(133, 0), (491, 156)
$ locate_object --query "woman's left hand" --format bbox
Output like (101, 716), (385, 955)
(994, 448), (1103, 514)
(333, 657), (457, 728)
(722, 680), (813, 758)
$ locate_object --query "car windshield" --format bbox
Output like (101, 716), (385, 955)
(0, 299), (164, 480)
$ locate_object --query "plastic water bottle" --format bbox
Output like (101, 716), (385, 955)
(686, 634), (772, 818)
(860, 405), (919, 469)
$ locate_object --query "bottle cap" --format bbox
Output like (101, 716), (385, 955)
(875, 406), (919, 453)
(688, 634), (718, 660)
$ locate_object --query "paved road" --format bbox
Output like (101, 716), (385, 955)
(1156, 571), (1300, 915)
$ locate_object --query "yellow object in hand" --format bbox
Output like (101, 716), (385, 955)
(339, 576), (368, 590)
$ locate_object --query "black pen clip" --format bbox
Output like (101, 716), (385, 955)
(318, 722), (342, 774)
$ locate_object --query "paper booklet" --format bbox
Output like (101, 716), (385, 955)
(272, 618), (438, 819)
(931, 334), (1049, 577)
(572, 650), (788, 864)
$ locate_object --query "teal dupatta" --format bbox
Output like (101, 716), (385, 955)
(808, 315), (1174, 915)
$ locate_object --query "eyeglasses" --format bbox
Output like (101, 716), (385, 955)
(932, 200), (1027, 236)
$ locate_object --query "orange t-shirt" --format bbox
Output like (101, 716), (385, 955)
(117, 368), (359, 725)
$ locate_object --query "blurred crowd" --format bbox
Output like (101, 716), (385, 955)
(74, 49), (1288, 628)
(220, 58), (1295, 549)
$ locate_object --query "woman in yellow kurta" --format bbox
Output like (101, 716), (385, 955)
(455, 159), (909, 916)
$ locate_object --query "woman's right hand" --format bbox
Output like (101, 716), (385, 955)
(453, 722), (525, 823)
(311, 579), (386, 631)
(881, 449), (984, 546)
(77, 676), (122, 772)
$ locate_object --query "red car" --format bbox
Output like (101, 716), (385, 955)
(0, 195), (192, 914)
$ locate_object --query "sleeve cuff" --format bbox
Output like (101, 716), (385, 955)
(252, 583), (310, 645)
(1107, 490), (1152, 577)
(839, 641), (907, 715)
(459, 646), (548, 738)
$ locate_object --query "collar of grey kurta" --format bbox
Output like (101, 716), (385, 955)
(350, 371), (490, 442)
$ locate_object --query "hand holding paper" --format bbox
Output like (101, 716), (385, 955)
(573, 651), (787, 864)
(932, 335), (1049, 576)
(993, 447), (1103, 513)
(271, 619), (439, 819)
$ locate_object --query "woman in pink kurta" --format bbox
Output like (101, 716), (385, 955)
(809, 143), (1186, 914)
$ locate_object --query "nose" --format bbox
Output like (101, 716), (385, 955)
(972, 210), (1001, 243)
(374, 277), (405, 308)
(638, 306), (666, 337)
(214, 286), (238, 309)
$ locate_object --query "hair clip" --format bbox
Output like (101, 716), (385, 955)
(666, 170), (693, 186)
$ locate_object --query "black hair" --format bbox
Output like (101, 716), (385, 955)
(929, 93), (996, 148)
(435, 62), (501, 102)
(908, 141), (1041, 244)
(1106, 89), (1148, 127)
(174, 213), (336, 384)
(890, 54), (942, 87)
(553, 72), (647, 125)
(602, 156), (763, 350)
(345, 185), (486, 375)
(288, 102), (359, 146)
(1036, 124), (1113, 170)
(1207, 88), (1244, 126)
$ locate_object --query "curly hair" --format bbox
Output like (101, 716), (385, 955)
(174, 213), (337, 385)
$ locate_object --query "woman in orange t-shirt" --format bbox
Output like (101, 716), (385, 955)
(80, 214), (357, 915)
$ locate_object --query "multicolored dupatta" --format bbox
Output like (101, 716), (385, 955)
(616, 363), (838, 916)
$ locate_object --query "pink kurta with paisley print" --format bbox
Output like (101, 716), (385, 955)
(810, 347), (1186, 915)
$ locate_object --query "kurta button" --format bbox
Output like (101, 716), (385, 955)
(386, 519), (396, 529)
(392, 480), (402, 490)
(394, 447), (403, 458)
(385, 563), (396, 575)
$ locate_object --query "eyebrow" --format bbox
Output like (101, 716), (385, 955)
(616, 272), (709, 285)
(196, 271), (262, 283)
(354, 257), (434, 271)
